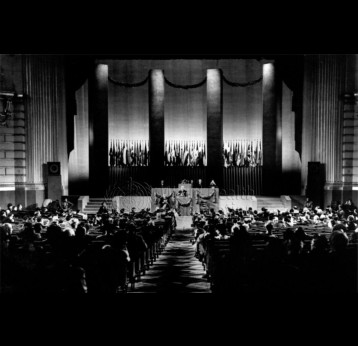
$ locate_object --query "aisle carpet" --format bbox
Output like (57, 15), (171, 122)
(129, 228), (211, 293)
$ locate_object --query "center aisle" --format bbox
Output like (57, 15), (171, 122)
(129, 228), (211, 293)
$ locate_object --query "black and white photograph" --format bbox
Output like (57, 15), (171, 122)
(1, 52), (357, 295)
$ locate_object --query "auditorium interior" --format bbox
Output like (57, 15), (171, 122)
(0, 54), (357, 294)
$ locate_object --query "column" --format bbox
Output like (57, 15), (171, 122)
(301, 55), (346, 206)
(148, 69), (165, 185)
(207, 69), (223, 188)
(24, 55), (67, 206)
(88, 63), (109, 197)
(262, 61), (282, 195)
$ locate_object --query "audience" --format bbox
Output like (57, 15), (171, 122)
(1, 196), (357, 293)
(0, 198), (174, 294)
(191, 197), (358, 293)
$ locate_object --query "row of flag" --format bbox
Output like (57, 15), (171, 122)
(108, 138), (262, 167)
(164, 140), (207, 166)
(223, 139), (262, 167)
(109, 139), (149, 166)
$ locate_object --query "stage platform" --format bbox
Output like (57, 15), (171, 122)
(80, 195), (298, 214)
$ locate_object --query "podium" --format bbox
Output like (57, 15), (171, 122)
(177, 183), (192, 190)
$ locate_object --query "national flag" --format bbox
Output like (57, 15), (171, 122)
(116, 139), (120, 166)
(183, 142), (189, 166)
(127, 141), (132, 165)
(239, 141), (245, 166)
(109, 140), (112, 166)
(233, 141), (238, 167)
(203, 141), (207, 166)
(258, 140), (262, 166)
(123, 140), (127, 166)
(236, 140), (240, 166)
(164, 140), (167, 165)
(147, 141), (150, 165)
(138, 141), (142, 166)
(119, 140), (123, 166)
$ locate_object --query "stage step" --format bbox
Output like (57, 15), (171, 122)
(256, 196), (286, 212)
(289, 195), (306, 209)
(83, 197), (113, 214)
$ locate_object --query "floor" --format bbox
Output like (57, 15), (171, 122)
(129, 228), (211, 293)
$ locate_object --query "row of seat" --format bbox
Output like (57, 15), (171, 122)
(84, 219), (173, 292)
(203, 224), (357, 292)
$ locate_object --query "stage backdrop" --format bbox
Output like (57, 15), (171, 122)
(220, 59), (262, 140)
(68, 59), (301, 195)
(103, 59), (262, 146)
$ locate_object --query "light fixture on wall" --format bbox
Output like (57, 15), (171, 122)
(0, 92), (23, 127)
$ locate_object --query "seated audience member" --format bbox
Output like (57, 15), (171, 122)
(61, 198), (74, 212)
(327, 230), (356, 292)
(346, 215), (357, 232)
(329, 230), (349, 253)
(1, 210), (14, 223)
(304, 198), (313, 210)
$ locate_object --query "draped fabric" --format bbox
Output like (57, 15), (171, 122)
(176, 196), (192, 215)
(193, 188), (219, 213)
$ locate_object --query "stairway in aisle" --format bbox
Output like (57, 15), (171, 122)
(83, 198), (113, 215)
(256, 196), (286, 212)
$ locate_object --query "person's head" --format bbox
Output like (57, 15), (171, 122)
(21, 223), (37, 242)
(311, 234), (329, 253)
(33, 223), (42, 234)
(294, 227), (307, 242)
(347, 215), (355, 222)
(329, 230), (349, 252)
(283, 228), (295, 241)
(265, 223), (273, 235)
(46, 223), (63, 244)
(333, 223), (347, 232)
(1, 223), (13, 242)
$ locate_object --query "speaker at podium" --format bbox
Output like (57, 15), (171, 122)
(47, 162), (63, 201)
